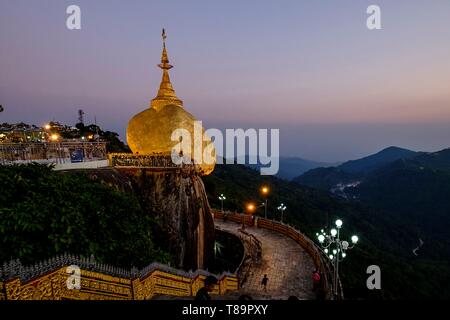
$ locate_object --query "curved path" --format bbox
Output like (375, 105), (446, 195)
(215, 219), (316, 300)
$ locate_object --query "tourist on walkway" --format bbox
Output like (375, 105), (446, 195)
(195, 275), (218, 301)
(312, 270), (327, 300)
(261, 274), (269, 292)
(312, 270), (321, 292)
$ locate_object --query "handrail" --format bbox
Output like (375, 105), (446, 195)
(0, 254), (234, 283)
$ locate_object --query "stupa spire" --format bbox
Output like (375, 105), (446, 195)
(151, 28), (183, 110)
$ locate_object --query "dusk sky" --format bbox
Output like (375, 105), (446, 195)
(1, 0), (450, 162)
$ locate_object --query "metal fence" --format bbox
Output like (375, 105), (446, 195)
(0, 142), (107, 165)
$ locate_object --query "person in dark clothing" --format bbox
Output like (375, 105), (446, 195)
(312, 270), (326, 300)
(315, 287), (326, 300)
(195, 275), (218, 301)
(261, 274), (269, 292)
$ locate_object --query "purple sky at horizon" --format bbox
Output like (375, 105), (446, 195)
(1, 0), (450, 162)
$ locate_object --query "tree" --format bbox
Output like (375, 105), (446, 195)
(0, 164), (172, 268)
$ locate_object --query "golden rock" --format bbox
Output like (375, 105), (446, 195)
(126, 30), (215, 175)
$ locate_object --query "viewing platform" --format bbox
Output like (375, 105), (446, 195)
(0, 141), (108, 170)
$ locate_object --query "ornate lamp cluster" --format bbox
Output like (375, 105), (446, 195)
(218, 194), (226, 212)
(316, 219), (359, 299)
(277, 203), (287, 223)
(316, 220), (358, 261)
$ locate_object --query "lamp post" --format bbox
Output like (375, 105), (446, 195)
(244, 203), (257, 230)
(218, 194), (226, 212)
(248, 202), (265, 216)
(277, 203), (287, 223)
(246, 201), (266, 226)
(260, 186), (269, 218)
(316, 219), (358, 299)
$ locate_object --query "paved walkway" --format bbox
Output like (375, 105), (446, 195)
(215, 220), (316, 300)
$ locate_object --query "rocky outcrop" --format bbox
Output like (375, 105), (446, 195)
(128, 169), (215, 270)
(66, 167), (215, 271)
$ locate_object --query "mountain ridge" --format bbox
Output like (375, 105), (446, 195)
(238, 156), (334, 180)
(294, 146), (422, 190)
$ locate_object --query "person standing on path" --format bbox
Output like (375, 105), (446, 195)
(261, 274), (269, 292)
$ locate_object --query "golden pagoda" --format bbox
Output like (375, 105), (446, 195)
(126, 29), (215, 175)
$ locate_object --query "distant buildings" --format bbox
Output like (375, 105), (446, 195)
(0, 121), (94, 143)
(0, 122), (45, 143)
(0, 121), (107, 168)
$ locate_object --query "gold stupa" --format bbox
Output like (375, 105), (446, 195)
(127, 30), (215, 175)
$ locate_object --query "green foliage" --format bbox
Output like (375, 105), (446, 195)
(0, 164), (171, 268)
(208, 230), (244, 274)
(102, 131), (131, 153)
(73, 122), (131, 153)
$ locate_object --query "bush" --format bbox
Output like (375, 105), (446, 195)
(0, 163), (171, 268)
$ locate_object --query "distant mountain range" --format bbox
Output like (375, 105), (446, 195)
(293, 146), (450, 295)
(345, 148), (450, 255)
(243, 156), (335, 180)
(338, 146), (419, 174)
(294, 146), (450, 193)
(294, 146), (421, 191)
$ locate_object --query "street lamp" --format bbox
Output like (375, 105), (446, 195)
(316, 218), (359, 299)
(277, 203), (287, 223)
(248, 201), (266, 215)
(218, 194), (226, 212)
(246, 203), (256, 213)
(260, 186), (269, 218)
(244, 203), (258, 230)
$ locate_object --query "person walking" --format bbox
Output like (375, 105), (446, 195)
(261, 274), (269, 292)
(312, 270), (321, 292)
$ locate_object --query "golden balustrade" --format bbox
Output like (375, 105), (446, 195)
(0, 257), (238, 300)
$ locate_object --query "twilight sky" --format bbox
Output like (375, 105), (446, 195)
(1, 0), (450, 162)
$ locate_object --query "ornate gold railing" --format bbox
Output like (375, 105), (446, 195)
(108, 153), (181, 169)
(0, 255), (238, 300)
